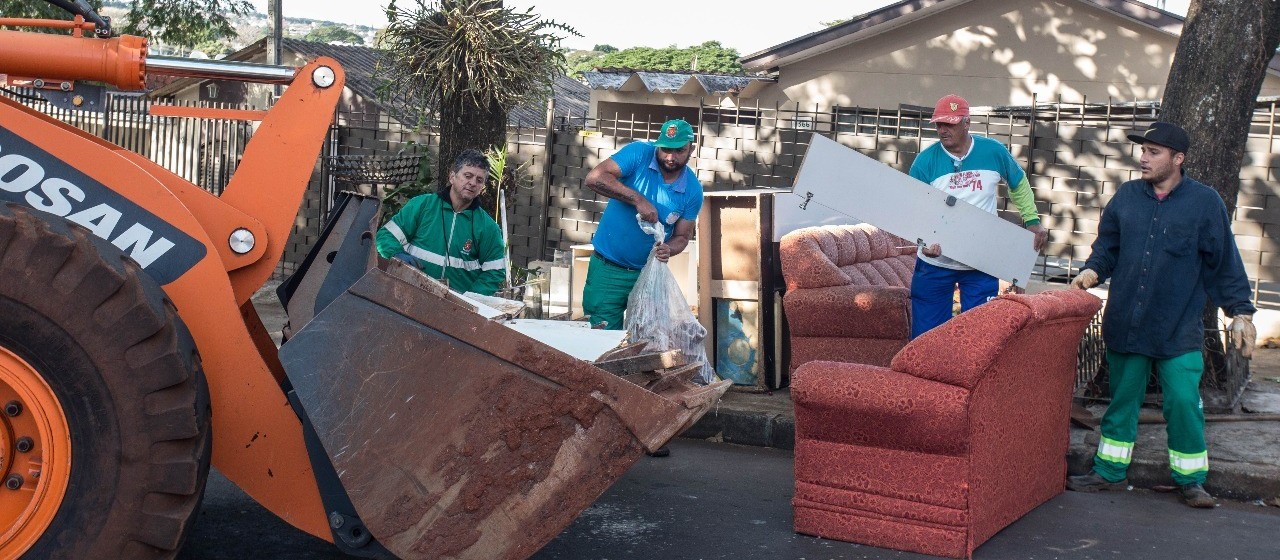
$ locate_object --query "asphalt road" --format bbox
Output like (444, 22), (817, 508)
(179, 439), (1280, 560)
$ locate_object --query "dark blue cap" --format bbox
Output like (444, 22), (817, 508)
(1127, 121), (1190, 153)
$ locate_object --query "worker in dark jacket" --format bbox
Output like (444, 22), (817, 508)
(1067, 122), (1257, 508)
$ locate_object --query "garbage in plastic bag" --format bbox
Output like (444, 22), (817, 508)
(624, 215), (715, 384)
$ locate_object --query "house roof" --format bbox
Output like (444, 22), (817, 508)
(582, 69), (775, 97)
(739, 0), (1238, 72)
(149, 38), (589, 126)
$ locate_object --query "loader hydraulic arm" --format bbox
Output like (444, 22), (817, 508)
(0, 16), (344, 304)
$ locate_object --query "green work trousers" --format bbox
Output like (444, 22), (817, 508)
(582, 254), (641, 330)
(1094, 349), (1208, 486)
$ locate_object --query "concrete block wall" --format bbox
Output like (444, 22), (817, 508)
(267, 102), (1280, 308)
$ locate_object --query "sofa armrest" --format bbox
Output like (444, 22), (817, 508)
(785, 285), (910, 339)
(792, 360), (970, 456)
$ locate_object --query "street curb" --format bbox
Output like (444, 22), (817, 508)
(684, 406), (1280, 501)
(1069, 429), (1280, 501)
(683, 408), (795, 450)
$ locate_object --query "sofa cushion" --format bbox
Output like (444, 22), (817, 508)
(783, 285), (910, 339)
(781, 224), (914, 290)
(793, 361), (970, 456)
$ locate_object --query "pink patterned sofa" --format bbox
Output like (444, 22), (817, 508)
(790, 289), (1102, 558)
(780, 224), (915, 374)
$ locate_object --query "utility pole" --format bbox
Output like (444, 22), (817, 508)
(268, 0), (283, 97)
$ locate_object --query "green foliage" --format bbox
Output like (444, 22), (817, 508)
(377, 0), (579, 125)
(0, 0), (251, 49)
(378, 0), (578, 194)
(303, 23), (364, 45)
(0, 0), (103, 23)
(122, 0), (252, 47)
(483, 144), (529, 217)
(192, 37), (233, 57)
(821, 17), (851, 27)
(592, 44), (617, 53)
(569, 41), (743, 75)
(380, 143), (433, 223)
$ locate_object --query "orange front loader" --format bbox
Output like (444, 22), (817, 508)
(0, 4), (727, 559)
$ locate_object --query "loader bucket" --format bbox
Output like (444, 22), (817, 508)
(277, 193), (729, 560)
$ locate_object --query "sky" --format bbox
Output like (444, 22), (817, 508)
(251, 0), (1192, 56)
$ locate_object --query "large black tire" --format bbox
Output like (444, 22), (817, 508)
(0, 204), (212, 559)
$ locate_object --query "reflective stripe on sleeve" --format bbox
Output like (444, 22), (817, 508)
(384, 221), (409, 248)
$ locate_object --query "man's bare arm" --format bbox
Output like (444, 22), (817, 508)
(584, 158), (658, 222)
(655, 219), (695, 262)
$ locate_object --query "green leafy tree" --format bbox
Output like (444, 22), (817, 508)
(0, 0), (251, 49)
(378, 0), (576, 212)
(584, 41), (742, 73)
(565, 48), (606, 74)
(303, 23), (364, 45)
(592, 43), (617, 53)
(192, 37), (233, 57)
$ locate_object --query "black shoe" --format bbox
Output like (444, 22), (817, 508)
(1066, 471), (1128, 492)
(646, 445), (670, 458)
(1179, 483), (1216, 508)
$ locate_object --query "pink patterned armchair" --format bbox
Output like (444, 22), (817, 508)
(790, 289), (1102, 559)
(780, 224), (915, 374)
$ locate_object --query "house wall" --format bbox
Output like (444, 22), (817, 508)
(595, 101), (699, 128)
(588, 90), (787, 125)
(773, 0), (1280, 109)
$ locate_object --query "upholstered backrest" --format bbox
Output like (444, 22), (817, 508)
(780, 224), (916, 290)
(889, 290), (1103, 389)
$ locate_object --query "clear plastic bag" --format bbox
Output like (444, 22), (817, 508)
(624, 216), (715, 384)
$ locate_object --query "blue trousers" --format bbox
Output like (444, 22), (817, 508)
(910, 258), (998, 339)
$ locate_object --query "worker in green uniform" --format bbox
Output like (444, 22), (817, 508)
(376, 149), (506, 296)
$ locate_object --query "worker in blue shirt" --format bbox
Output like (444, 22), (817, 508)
(907, 94), (1047, 338)
(1067, 121), (1257, 508)
(581, 119), (703, 331)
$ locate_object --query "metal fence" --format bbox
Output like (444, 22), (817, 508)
(3, 88), (257, 196)
(1074, 307), (1251, 414)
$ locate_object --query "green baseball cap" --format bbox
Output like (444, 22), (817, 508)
(654, 119), (695, 148)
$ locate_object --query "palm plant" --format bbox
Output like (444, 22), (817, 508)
(377, 0), (576, 208)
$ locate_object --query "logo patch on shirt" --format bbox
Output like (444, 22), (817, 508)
(463, 239), (473, 253)
(666, 211), (680, 225)
(947, 170), (984, 192)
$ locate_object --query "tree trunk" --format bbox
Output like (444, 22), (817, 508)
(1161, 0), (1280, 214)
(438, 94), (507, 216)
(1159, 0), (1280, 404)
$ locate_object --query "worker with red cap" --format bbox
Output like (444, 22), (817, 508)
(907, 94), (1048, 337)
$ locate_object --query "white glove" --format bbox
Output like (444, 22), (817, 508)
(1070, 269), (1099, 290)
(1230, 314), (1257, 359)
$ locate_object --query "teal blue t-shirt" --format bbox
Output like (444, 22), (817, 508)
(592, 141), (704, 269)
(908, 134), (1038, 270)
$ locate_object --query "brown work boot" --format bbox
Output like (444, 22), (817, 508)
(1066, 471), (1128, 492)
(1179, 483), (1217, 508)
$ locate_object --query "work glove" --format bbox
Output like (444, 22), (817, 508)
(1070, 268), (1098, 290)
(393, 252), (421, 268)
(1230, 314), (1257, 359)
